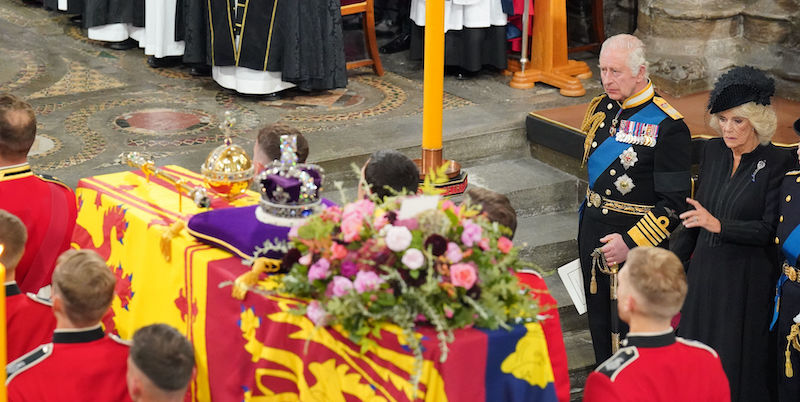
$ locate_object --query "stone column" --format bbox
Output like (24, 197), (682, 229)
(635, 0), (800, 99)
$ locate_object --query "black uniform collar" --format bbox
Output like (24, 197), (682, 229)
(622, 329), (676, 348)
(53, 325), (105, 344)
(5, 281), (21, 297)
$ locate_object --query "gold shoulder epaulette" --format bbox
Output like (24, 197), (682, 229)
(35, 173), (71, 189)
(786, 170), (800, 176)
(653, 97), (683, 120)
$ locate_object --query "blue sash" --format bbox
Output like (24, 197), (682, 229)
(782, 225), (800, 266)
(586, 102), (666, 189)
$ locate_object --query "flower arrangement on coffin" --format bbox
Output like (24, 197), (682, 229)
(280, 173), (543, 387)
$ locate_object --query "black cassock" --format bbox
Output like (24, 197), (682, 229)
(674, 139), (794, 402)
(175, 0), (209, 65)
(208, 0), (347, 90)
(82, 0), (144, 29)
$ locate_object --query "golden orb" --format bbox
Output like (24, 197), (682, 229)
(201, 138), (254, 199)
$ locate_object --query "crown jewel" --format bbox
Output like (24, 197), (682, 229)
(257, 134), (325, 224)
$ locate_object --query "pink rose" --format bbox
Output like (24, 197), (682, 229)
(354, 271), (384, 293)
(401, 248), (425, 270)
(330, 243), (348, 260)
(445, 242), (462, 263)
(395, 218), (419, 231)
(461, 220), (482, 247)
(341, 216), (363, 242)
(478, 238), (490, 251)
(306, 300), (330, 326)
(450, 262), (478, 289)
(385, 225), (412, 252)
(497, 236), (513, 254)
(327, 275), (354, 297)
(307, 258), (330, 281)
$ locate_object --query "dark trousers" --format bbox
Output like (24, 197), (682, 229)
(578, 211), (632, 364)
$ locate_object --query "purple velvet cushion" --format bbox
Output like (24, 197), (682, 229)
(186, 198), (338, 259)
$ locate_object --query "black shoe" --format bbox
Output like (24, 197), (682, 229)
(188, 64), (211, 76)
(109, 38), (138, 51)
(147, 55), (183, 68)
(69, 14), (82, 25)
(379, 33), (410, 54)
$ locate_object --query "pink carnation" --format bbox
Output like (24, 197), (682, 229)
(385, 225), (412, 252)
(307, 258), (330, 281)
(327, 275), (354, 297)
(306, 300), (330, 326)
(343, 199), (375, 220)
(497, 236), (513, 254)
(450, 262), (478, 290)
(354, 271), (384, 293)
(445, 242), (463, 263)
(461, 220), (482, 247)
(401, 248), (425, 270)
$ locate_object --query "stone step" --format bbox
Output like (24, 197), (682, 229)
(462, 157), (582, 215)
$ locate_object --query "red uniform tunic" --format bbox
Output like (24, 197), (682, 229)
(515, 270), (570, 402)
(5, 282), (56, 362)
(0, 164), (77, 293)
(582, 331), (730, 402)
(7, 326), (132, 402)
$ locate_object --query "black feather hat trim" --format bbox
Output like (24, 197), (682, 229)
(707, 66), (775, 114)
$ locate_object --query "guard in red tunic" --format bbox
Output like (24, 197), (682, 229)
(0, 210), (57, 362)
(582, 247), (730, 402)
(7, 249), (131, 402)
(0, 94), (77, 294)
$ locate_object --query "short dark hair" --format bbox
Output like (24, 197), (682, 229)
(52, 249), (116, 326)
(256, 123), (309, 163)
(0, 93), (36, 159)
(466, 187), (517, 238)
(0, 209), (27, 271)
(131, 324), (195, 392)
(364, 150), (419, 199)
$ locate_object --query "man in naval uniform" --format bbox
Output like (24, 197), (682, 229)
(7, 249), (132, 402)
(582, 247), (730, 401)
(207, 0), (347, 95)
(773, 118), (800, 402)
(577, 34), (691, 363)
(0, 93), (77, 294)
(0, 210), (56, 362)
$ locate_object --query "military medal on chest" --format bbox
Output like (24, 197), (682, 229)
(619, 147), (638, 169)
(615, 119), (659, 147)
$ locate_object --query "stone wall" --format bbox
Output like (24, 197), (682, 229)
(635, 0), (800, 99)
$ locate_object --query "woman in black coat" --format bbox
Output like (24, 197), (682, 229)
(673, 66), (794, 402)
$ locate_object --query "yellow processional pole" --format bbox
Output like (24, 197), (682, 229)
(418, 0), (466, 195)
(0, 245), (7, 402)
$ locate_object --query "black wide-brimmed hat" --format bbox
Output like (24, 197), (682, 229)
(708, 66), (775, 114)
